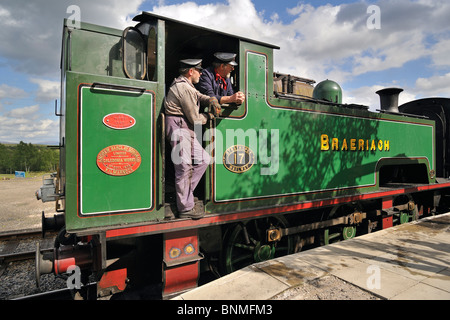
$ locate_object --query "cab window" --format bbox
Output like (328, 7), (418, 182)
(122, 27), (147, 80)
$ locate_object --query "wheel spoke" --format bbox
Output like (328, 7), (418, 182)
(230, 253), (253, 265)
(242, 224), (258, 245)
(233, 243), (255, 251)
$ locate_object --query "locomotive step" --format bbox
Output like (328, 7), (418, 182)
(164, 198), (205, 220)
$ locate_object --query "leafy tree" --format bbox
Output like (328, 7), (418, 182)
(0, 144), (14, 174)
(14, 141), (36, 172)
(0, 142), (59, 174)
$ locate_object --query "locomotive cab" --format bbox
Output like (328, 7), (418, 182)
(130, 12), (250, 216)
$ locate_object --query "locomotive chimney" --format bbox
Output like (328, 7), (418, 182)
(376, 88), (403, 113)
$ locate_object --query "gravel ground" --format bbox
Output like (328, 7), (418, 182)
(0, 260), (67, 300)
(0, 176), (66, 300)
(0, 176), (56, 232)
(271, 275), (380, 300)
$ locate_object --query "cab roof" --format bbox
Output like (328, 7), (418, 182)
(133, 11), (280, 50)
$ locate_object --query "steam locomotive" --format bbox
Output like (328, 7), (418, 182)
(35, 12), (450, 299)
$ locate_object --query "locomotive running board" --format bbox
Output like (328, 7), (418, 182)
(82, 180), (450, 240)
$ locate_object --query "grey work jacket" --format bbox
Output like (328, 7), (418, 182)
(164, 76), (210, 126)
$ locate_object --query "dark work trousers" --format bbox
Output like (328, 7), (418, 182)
(165, 115), (211, 213)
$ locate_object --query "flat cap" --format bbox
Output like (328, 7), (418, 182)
(180, 59), (203, 70)
(213, 52), (238, 66)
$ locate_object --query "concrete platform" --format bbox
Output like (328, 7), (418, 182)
(174, 213), (450, 300)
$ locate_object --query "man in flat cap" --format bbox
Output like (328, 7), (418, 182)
(197, 52), (245, 105)
(165, 58), (221, 219)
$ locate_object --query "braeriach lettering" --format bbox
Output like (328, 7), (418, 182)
(320, 134), (390, 151)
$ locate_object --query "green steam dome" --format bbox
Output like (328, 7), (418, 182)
(313, 80), (342, 104)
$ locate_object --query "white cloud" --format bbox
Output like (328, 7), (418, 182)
(0, 7), (19, 27)
(0, 84), (27, 100)
(5, 104), (39, 118)
(0, 109), (59, 143)
(152, 0), (267, 41)
(30, 78), (60, 102)
(351, 31), (429, 76)
(0, 118), (59, 142)
(345, 85), (385, 110)
(272, 1), (444, 81)
(0, 102), (59, 143)
(431, 38), (450, 68)
(415, 73), (450, 97)
(346, 85), (418, 111)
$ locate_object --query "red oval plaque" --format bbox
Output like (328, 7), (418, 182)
(96, 145), (141, 176)
(103, 113), (136, 130)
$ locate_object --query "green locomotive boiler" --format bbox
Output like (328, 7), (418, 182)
(35, 12), (450, 299)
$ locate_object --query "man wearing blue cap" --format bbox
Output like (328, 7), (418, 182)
(165, 58), (221, 219)
(197, 52), (245, 105)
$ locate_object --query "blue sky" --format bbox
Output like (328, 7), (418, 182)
(0, 0), (449, 144)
